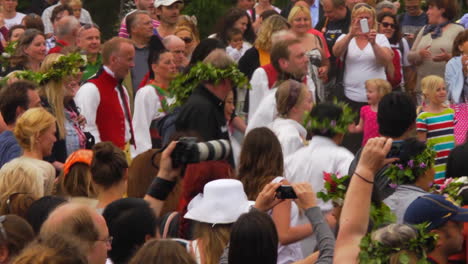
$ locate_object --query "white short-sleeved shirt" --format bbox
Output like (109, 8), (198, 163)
(268, 118), (307, 158)
(337, 33), (391, 102)
(5, 12), (25, 29)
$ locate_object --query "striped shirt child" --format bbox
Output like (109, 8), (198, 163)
(416, 108), (456, 183)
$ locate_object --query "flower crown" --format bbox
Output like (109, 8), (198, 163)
(169, 62), (250, 108)
(436, 177), (468, 206)
(317, 172), (349, 206)
(359, 222), (438, 264)
(386, 144), (436, 185)
(3, 52), (86, 85)
(303, 101), (356, 135)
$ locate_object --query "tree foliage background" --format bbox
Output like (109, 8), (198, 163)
(16, 0), (468, 41)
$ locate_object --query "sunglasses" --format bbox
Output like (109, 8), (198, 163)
(353, 3), (373, 11)
(0, 216), (6, 241)
(380, 22), (396, 29)
(181, 37), (193, 44)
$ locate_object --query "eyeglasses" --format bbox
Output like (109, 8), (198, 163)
(380, 22), (396, 29)
(0, 216), (7, 241)
(98, 236), (113, 246)
(181, 37), (193, 44)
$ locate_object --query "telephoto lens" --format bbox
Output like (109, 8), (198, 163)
(170, 137), (231, 168)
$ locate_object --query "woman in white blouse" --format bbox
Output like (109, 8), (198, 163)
(268, 80), (313, 157)
(333, 3), (392, 108)
(131, 49), (177, 158)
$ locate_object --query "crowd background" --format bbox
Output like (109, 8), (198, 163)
(2, 0), (468, 264)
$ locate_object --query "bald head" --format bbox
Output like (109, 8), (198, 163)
(41, 203), (110, 264)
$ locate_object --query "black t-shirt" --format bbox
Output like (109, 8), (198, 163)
(323, 8), (351, 59)
(175, 84), (229, 142)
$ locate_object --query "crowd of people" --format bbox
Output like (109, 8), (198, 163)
(1, 0), (468, 263)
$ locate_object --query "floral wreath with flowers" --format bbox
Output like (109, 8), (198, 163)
(435, 176), (468, 206)
(317, 172), (349, 206)
(2, 52), (86, 85)
(386, 144), (436, 185)
(359, 222), (438, 264)
(303, 100), (356, 135)
(169, 62), (250, 108)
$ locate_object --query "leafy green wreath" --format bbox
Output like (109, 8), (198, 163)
(2, 52), (86, 85)
(303, 100), (356, 135)
(385, 144), (436, 185)
(168, 62), (250, 108)
(359, 222), (438, 264)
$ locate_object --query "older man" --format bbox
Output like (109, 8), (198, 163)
(162, 35), (187, 71)
(119, 0), (160, 38)
(41, 203), (111, 264)
(127, 11), (154, 95)
(77, 24), (102, 81)
(48, 15), (80, 54)
(41, 0), (92, 37)
(75, 37), (135, 153)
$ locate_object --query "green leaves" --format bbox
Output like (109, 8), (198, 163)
(303, 100), (356, 135)
(168, 62), (250, 108)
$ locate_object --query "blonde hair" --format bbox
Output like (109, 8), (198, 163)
(14, 107), (56, 152)
(69, 0), (82, 6)
(0, 158), (45, 215)
(351, 4), (378, 31)
(288, 6), (312, 29)
(254, 15), (289, 52)
(366, 78), (392, 98)
(39, 53), (67, 139)
(175, 25), (199, 43)
(276, 80), (310, 117)
(195, 222), (231, 264)
(421, 75), (444, 99)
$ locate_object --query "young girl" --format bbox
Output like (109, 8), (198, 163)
(225, 28), (248, 62)
(348, 79), (392, 145)
(416, 75), (456, 183)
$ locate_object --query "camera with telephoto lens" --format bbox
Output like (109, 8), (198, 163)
(306, 50), (322, 68)
(170, 137), (231, 168)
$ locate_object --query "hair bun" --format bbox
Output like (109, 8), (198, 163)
(92, 142), (115, 163)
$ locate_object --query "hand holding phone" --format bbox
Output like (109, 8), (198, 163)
(360, 18), (369, 33)
(276, 185), (297, 199)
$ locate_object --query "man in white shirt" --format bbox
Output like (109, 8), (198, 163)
(75, 37), (135, 151)
(2, 0), (25, 29)
(247, 35), (315, 130)
(42, 0), (92, 37)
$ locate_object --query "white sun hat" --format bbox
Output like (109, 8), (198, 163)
(184, 179), (254, 224)
(154, 0), (183, 8)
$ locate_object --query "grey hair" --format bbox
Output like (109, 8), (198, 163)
(376, 0), (397, 13)
(371, 224), (417, 247)
(271, 30), (296, 45)
(56, 16), (80, 37)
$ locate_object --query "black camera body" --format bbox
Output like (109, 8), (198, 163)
(307, 49), (322, 68)
(276, 185), (297, 199)
(170, 137), (231, 168)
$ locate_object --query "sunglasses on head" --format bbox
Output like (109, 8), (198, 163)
(380, 22), (396, 29)
(353, 3), (373, 11)
(181, 37), (193, 44)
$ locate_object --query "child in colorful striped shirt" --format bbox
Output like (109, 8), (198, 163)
(416, 75), (455, 183)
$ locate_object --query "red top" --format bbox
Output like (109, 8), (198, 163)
(48, 39), (69, 54)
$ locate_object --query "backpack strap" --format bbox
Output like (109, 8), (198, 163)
(162, 212), (179, 238)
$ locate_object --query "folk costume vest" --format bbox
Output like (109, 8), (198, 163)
(87, 68), (135, 149)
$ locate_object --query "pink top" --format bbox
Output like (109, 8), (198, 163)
(361, 105), (379, 146)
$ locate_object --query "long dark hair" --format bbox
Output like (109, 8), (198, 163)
(215, 7), (256, 46)
(238, 127), (284, 200)
(228, 211), (278, 264)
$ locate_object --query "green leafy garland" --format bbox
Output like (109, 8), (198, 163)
(303, 100), (356, 134)
(0, 41), (18, 71)
(385, 144), (436, 185)
(2, 52), (86, 85)
(359, 222), (437, 264)
(317, 172), (349, 206)
(168, 62), (250, 108)
(436, 177), (468, 206)
(370, 203), (396, 229)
